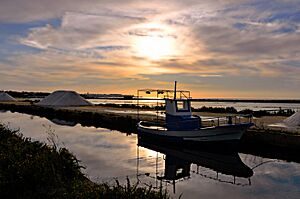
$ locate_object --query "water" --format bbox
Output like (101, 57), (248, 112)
(89, 99), (300, 111)
(1, 111), (300, 198)
(23, 98), (300, 111)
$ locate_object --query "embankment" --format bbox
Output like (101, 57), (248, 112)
(1, 102), (300, 163)
(0, 103), (139, 134)
(240, 128), (300, 163)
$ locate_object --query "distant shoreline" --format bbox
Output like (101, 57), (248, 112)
(132, 98), (300, 104)
(190, 98), (300, 104)
(0, 91), (300, 104)
(3, 90), (300, 103)
(89, 97), (300, 104)
(22, 97), (300, 104)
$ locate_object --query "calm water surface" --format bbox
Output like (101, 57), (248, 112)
(1, 111), (300, 199)
(24, 98), (300, 111)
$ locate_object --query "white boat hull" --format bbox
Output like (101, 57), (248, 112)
(138, 122), (253, 142)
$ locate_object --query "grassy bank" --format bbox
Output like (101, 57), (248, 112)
(0, 124), (169, 199)
(240, 129), (300, 163)
(0, 103), (139, 134)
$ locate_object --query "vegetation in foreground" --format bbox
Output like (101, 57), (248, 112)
(0, 124), (169, 199)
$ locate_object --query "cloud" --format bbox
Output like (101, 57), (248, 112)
(175, 3), (300, 58)
(1, 0), (300, 97)
(19, 11), (144, 50)
(0, 0), (133, 23)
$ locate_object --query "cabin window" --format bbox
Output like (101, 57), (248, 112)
(176, 168), (183, 175)
(176, 101), (190, 112)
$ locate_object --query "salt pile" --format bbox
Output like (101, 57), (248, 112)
(0, 92), (17, 102)
(36, 90), (93, 106)
(283, 112), (300, 127)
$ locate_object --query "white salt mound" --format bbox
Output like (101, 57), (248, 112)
(0, 92), (17, 102)
(36, 90), (93, 106)
(283, 112), (300, 127)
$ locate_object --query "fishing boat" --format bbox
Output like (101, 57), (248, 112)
(137, 81), (254, 146)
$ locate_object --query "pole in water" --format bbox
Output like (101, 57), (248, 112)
(174, 81), (177, 99)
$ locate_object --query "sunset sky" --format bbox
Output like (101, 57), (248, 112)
(0, 0), (299, 98)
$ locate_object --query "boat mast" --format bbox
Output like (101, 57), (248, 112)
(174, 81), (177, 99)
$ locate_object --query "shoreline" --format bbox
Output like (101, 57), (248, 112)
(190, 98), (300, 104)
(0, 102), (140, 134)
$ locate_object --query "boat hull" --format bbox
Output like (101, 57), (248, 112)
(138, 122), (253, 147)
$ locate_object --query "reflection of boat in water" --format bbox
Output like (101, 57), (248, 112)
(137, 82), (253, 145)
(49, 118), (77, 127)
(137, 136), (253, 193)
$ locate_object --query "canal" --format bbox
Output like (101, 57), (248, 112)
(0, 111), (299, 198)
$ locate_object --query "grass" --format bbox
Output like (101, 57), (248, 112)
(0, 124), (169, 199)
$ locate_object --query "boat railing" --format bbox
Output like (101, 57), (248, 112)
(200, 114), (253, 127)
(191, 167), (251, 187)
(139, 114), (253, 129)
(137, 89), (191, 100)
(138, 121), (166, 130)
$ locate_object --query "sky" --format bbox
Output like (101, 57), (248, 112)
(0, 0), (299, 98)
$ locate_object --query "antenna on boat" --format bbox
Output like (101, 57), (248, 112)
(174, 81), (177, 99)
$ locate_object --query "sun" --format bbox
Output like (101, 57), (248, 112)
(134, 35), (175, 60)
(132, 23), (177, 60)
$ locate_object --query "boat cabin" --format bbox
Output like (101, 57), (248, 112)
(165, 99), (200, 131)
(166, 99), (191, 116)
(160, 155), (191, 181)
